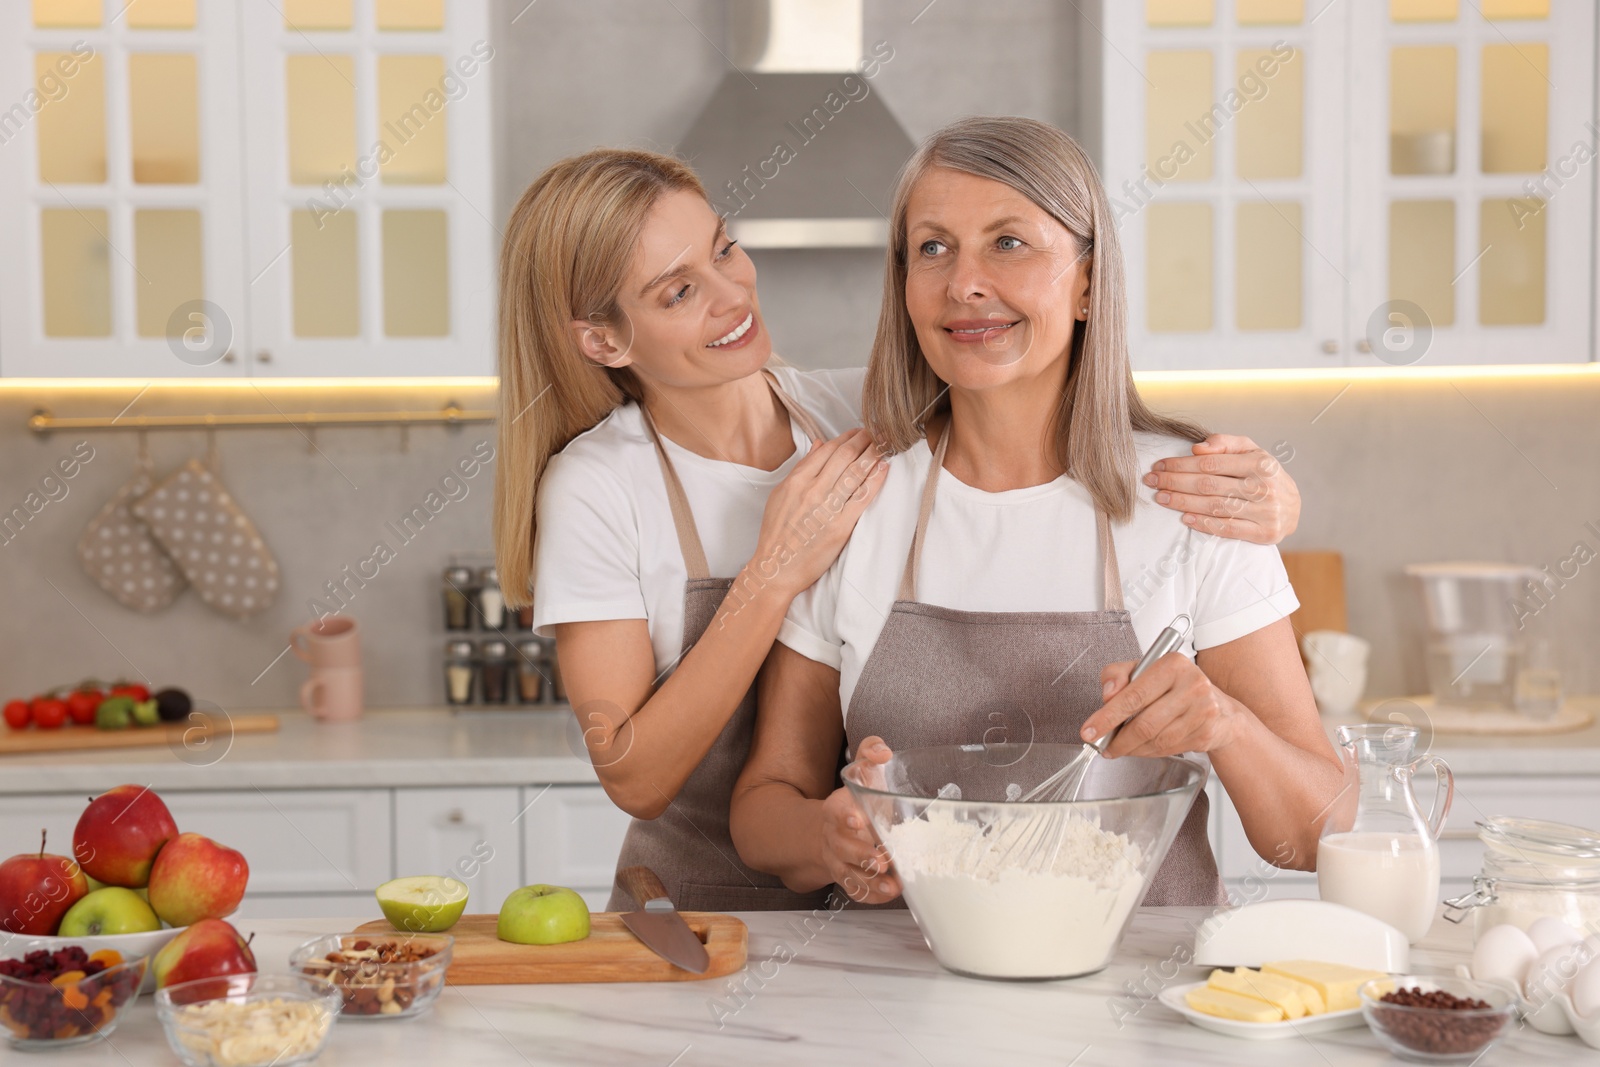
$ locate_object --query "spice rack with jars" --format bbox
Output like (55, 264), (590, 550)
(439, 557), (566, 710)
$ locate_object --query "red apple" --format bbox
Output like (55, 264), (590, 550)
(73, 784), (179, 888)
(152, 918), (257, 989)
(147, 833), (248, 927)
(0, 830), (89, 935)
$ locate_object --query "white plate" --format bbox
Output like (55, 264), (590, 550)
(1158, 981), (1367, 1041)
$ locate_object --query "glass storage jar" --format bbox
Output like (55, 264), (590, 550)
(1443, 816), (1600, 940)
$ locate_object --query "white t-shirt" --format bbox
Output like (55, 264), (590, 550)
(531, 365), (865, 677)
(778, 431), (1301, 720)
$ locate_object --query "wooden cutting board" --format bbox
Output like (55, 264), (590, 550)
(0, 714), (278, 755)
(1281, 550), (1348, 662)
(350, 913), (747, 984)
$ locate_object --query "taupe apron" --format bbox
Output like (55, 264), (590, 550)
(606, 371), (834, 913)
(844, 426), (1226, 907)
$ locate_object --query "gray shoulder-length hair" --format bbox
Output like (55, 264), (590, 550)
(862, 115), (1206, 522)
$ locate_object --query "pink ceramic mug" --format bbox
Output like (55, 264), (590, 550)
(291, 617), (363, 720)
(291, 615), (362, 669)
(300, 666), (363, 722)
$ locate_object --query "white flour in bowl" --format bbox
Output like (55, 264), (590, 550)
(883, 804), (1146, 978)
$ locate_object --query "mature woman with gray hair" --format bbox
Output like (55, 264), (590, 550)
(730, 116), (1343, 907)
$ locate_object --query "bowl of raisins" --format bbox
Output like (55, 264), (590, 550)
(0, 945), (147, 1049)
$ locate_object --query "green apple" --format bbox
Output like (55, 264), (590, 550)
(58, 886), (161, 937)
(496, 884), (590, 945)
(376, 875), (469, 933)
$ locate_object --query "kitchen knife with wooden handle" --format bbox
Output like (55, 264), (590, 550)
(616, 866), (710, 974)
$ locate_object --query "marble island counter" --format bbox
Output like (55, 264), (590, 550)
(40, 907), (1584, 1067)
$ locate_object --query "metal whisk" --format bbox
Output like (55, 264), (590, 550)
(1004, 614), (1191, 871)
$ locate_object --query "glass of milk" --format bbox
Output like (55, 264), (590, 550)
(1316, 724), (1455, 944)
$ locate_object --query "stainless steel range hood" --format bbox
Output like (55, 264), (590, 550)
(678, 0), (912, 249)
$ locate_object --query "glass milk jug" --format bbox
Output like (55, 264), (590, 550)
(1316, 724), (1454, 943)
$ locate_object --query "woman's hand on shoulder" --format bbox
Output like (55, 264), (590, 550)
(753, 428), (889, 597)
(1144, 434), (1300, 545)
(1080, 654), (1243, 758)
(824, 735), (900, 903)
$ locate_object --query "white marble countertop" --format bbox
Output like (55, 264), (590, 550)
(2, 699), (1597, 796)
(38, 906), (1587, 1066)
(0, 707), (599, 793)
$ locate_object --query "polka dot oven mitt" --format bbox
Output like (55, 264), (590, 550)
(131, 458), (280, 619)
(77, 463), (187, 613)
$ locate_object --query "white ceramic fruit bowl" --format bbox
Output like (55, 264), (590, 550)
(3, 927), (185, 993)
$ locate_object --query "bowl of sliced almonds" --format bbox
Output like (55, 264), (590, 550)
(155, 972), (339, 1067)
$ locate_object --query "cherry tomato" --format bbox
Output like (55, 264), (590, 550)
(66, 690), (101, 726)
(110, 683), (151, 703)
(32, 699), (67, 730)
(3, 700), (28, 730)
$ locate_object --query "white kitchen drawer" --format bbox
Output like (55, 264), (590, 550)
(518, 784), (631, 903)
(394, 787), (522, 916)
(1436, 777), (1600, 879)
(164, 789), (393, 895)
(0, 788), (393, 899)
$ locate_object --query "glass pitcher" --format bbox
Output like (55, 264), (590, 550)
(1316, 724), (1454, 944)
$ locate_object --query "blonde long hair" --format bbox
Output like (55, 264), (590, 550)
(864, 116), (1205, 521)
(494, 149), (707, 608)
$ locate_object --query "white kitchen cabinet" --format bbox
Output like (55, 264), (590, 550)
(1099, 1), (1596, 369)
(518, 784), (634, 911)
(0, 0), (495, 378)
(164, 789), (393, 895)
(1210, 773), (1600, 907)
(393, 786), (522, 917)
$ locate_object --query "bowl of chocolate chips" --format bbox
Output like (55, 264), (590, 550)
(1360, 976), (1518, 1063)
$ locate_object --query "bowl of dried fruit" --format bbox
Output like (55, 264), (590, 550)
(0, 946), (147, 1050)
(1359, 976), (1518, 1064)
(288, 933), (452, 1020)
(155, 972), (340, 1067)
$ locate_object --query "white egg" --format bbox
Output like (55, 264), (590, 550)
(1526, 944), (1588, 1002)
(1528, 916), (1585, 955)
(1574, 957), (1600, 1019)
(1473, 923), (1539, 990)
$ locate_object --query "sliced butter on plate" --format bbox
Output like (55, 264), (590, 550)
(1262, 959), (1391, 1014)
(1206, 967), (1321, 1017)
(1164, 960), (1389, 1041)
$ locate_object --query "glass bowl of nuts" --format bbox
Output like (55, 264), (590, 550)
(288, 933), (453, 1020)
(155, 972), (340, 1067)
(1359, 976), (1519, 1063)
(0, 947), (147, 1050)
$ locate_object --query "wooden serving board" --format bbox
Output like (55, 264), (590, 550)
(0, 714), (279, 755)
(351, 913), (747, 984)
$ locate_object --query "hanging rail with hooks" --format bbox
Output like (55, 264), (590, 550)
(26, 403), (495, 436)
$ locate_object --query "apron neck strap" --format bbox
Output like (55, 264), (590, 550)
(895, 424), (1127, 612)
(641, 368), (826, 582)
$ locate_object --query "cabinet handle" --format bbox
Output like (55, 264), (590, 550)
(255, 350), (273, 364)
(1320, 339), (1339, 355)
(221, 350), (237, 364)
(446, 809), (464, 824)
(1355, 338), (1373, 354)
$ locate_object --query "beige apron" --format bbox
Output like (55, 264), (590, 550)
(844, 427), (1226, 907)
(606, 371), (834, 913)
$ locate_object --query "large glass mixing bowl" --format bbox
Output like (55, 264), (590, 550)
(843, 742), (1207, 980)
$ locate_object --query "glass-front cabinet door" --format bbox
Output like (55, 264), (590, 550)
(1104, 0), (1348, 370)
(1347, 0), (1592, 366)
(238, 0), (495, 377)
(0, 0), (249, 377)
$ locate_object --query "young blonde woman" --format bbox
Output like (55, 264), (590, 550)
(729, 118), (1343, 907)
(494, 148), (1306, 912)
